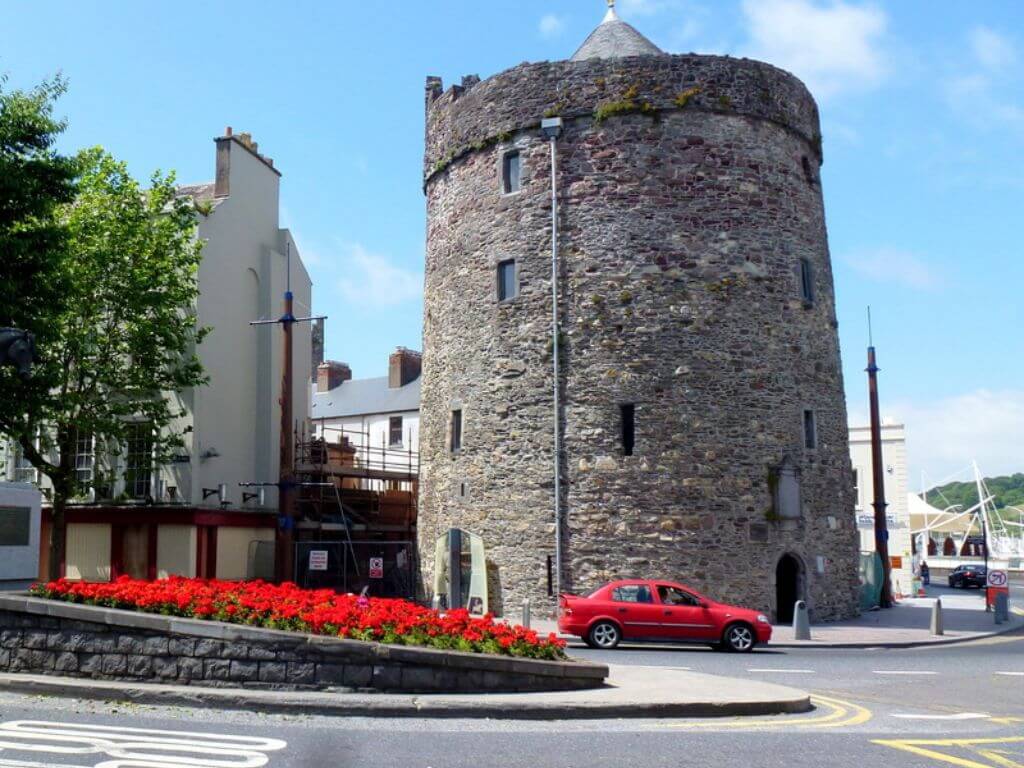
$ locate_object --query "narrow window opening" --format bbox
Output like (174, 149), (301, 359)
(620, 404), (635, 456)
(803, 409), (817, 450)
(800, 258), (815, 305)
(497, 259), (517, 301)
(389, 416), (403, 447)
(450, 409), (463, 453)
(801, 155), (815, 185)
(460, 482), (466, 498)
(502, 151), (521, 194)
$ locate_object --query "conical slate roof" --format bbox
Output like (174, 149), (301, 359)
(570, 4), (664, 62)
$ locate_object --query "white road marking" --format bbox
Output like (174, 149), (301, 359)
(891, 712), (991, 721)
(995, 671), (1024, 677)
(747, 668), (816, 674)
(0, 721), (286, 768)
(872, 670), (937, 676)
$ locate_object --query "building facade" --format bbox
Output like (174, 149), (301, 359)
(848, 423), (913, 595)
(418, 7), (861, 620)
(3, 129), (311, 582)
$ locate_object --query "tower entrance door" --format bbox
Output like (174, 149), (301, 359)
(775, 554), (804, 624)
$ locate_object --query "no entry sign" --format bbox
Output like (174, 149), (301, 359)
(369, 557), (384, 579)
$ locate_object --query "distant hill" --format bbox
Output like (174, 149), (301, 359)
(923, 473), (1024, 521)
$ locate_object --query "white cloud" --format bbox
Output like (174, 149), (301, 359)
(842, 247), (944, 290)
(970, 25), (1017, 71)
(852, 390), (1024, 487)
(740, 0), (888, 98)
(336, 243), (422, 308)
(539, 14), (566, 39)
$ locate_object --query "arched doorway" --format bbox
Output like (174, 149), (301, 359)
(776, 554), (804, 624)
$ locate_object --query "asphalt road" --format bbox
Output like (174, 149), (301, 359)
(0, 625), (1021, 768)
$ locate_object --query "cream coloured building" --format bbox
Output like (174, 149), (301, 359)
(848, 423), (913, 594)
(3, 129), (311, 582)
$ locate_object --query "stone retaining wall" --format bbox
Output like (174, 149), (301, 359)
(0, 595), (606, 693)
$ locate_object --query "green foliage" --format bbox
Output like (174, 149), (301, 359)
(0, 146), (208, 577)
(594, 85), (656, 124)
(674, 86), (701, 108)
(0, 74), (78, 335)
(924, 473), (1024, 520)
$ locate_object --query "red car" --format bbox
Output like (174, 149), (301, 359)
(558, 579), (772, 652)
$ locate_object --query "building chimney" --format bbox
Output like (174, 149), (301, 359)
(317, 360), (351, 392)
(388, 347), (422, 389)
(214, 133), (231, 198)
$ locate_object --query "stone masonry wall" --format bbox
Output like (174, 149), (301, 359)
(0, 597), (606, 693)
(418, 52), (861, 622)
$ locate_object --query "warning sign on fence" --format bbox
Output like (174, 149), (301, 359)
(309, 550), (329, 571)
(369, 557), (384, 579)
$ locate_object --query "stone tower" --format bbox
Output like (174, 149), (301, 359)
(418, 4), (860, 621)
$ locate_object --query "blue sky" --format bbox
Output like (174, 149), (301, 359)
(2, 0), (1022, 485)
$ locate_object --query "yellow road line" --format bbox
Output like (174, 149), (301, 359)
(874, 738), (1024, 768)
(654, 695), (871, 730)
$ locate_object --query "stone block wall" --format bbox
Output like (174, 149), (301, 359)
(0, 596), (606, 693)
(418, 52), (860, 621)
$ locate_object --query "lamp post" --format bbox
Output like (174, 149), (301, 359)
(541, 116), (564, 600)
(866, 333), (893, 609)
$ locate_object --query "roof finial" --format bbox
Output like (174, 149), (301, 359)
(604, 0), (618, 22)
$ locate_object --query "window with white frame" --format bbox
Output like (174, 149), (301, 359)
(72, 431), (94, 490)
(125, 422), (154, 498)
(389, 416), (403, 447)
(853, 467), (861, 509)
(12, 441), (37, 484)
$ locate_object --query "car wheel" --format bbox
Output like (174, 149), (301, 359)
(587, 621), (622, 650)
(722, 623), (756, 653)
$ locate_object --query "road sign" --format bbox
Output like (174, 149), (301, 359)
(369, 557), (384, 579)
(987, 569), (1008, 588)
(308, 550), (329, 571)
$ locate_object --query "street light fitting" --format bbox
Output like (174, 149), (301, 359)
(541, 117), (564, 139)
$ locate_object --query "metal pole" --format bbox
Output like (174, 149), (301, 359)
(975, 462), (990, 610)
(549, 130), (562, 601)
(276, 244), (296, 584)
(867, 343), (892, 608)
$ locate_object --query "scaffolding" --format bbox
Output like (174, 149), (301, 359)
(291, 421), (419, 596)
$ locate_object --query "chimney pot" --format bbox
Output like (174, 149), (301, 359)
(389, 347), (422, 389)
(225, 126), (233, 137)
(318, 360), (352, 392)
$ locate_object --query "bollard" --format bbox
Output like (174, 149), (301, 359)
(994, 592), (1009, 625)
(793, 600), (811, 640)
(522, 597), (531, 629)
(930, 597), (944, 636)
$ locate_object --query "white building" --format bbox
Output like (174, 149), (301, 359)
(3, 128), (312, 582)
(310, 348), (421, 483)
(848, 423), (914, 595)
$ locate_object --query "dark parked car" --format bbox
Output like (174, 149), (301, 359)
(948, 564), (987, 589)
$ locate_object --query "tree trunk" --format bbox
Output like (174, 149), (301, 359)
(47, 426), (75, 582)
(47, 491), (66, 582)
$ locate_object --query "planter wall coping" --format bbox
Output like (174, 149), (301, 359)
(0, 593), (606, 681)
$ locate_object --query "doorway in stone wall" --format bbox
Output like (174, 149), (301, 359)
(775, 553), (804, 624)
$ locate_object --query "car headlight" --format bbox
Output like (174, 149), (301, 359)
(756, 614), (770, 624)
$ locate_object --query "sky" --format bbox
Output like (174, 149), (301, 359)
(2, 0), (1022, 487)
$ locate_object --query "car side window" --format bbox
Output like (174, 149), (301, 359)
(611, 585), (653, 604)
(657, 585), (699, 606)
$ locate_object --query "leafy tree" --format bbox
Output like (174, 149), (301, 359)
(924, 473), (1024, 523)
(0, 74), (78, 337)
(0, 147), (207, 579)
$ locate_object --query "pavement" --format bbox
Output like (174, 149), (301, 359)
(0, 663), (811, 720)
(524, 585), (1023, 648)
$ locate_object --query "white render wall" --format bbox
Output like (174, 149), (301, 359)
(160, 137), (312, 512)
(849, 423), (913, 593)
(314, 410), (419, 482)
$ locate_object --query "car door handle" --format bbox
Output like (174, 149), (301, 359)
(618, 608), (627, 613)
(664, 610), (673, 615)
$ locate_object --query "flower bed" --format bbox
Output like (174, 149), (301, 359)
(30, 577), (566, 660)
